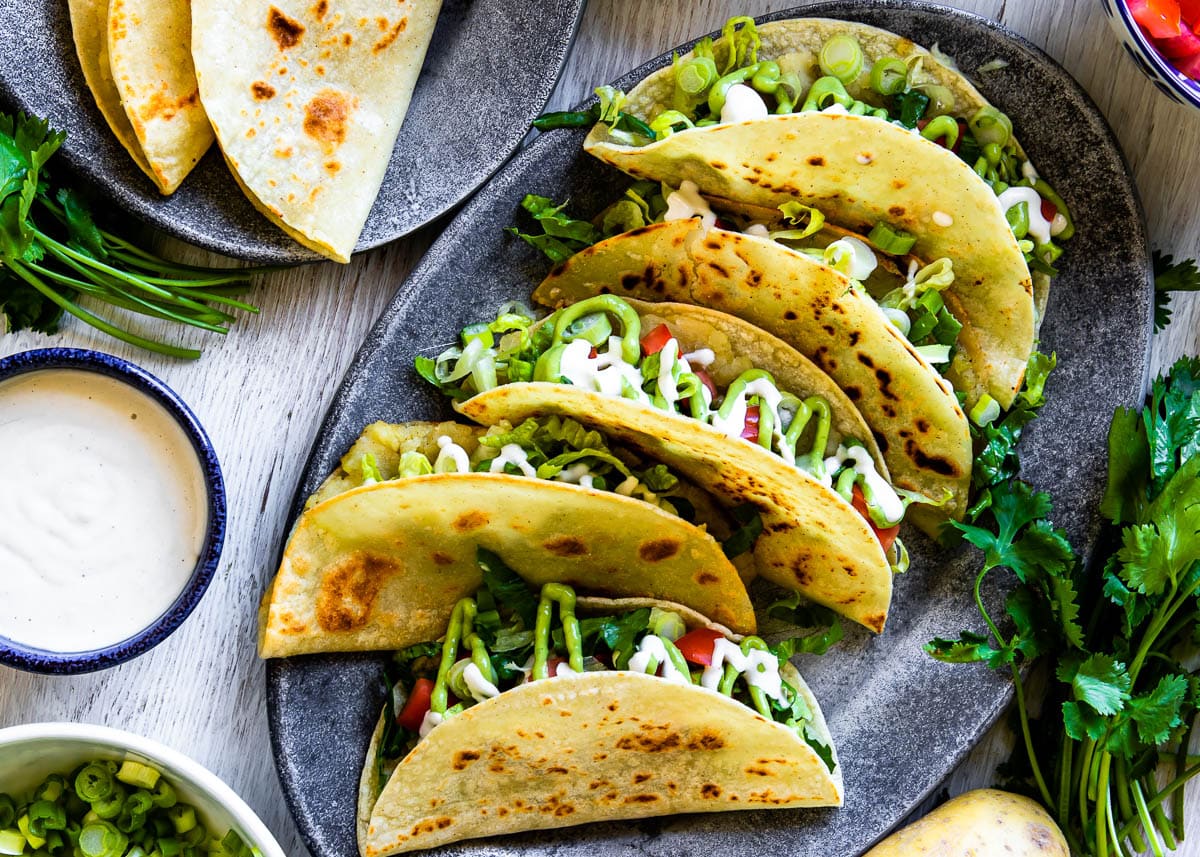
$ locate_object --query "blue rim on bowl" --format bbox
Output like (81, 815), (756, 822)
(1101, 0), (1200, 107)
(0, 348), (226, 674)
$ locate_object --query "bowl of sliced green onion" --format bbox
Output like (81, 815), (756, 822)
(0, 723), (286, 857)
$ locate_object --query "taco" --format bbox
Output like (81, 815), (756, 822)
(259, 418), (758, 657)
(530, 204), (972, 527)
(419, 296), (912, 633)
(357, 567), (841, 856)
(576, 16), (1073, 410)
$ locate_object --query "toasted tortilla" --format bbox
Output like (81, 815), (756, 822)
(190, 0), (442, 262)
(259, 419), (759, 657)
(584, 18), (1037, 409)
(533, 227), (971, 526)
(359, 667), (840, 856)
(106, 0), (214, 193)
(67, 0), (156, 185)
(460, 379), (893, 633)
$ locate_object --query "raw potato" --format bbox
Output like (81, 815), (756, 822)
(864, 789), (1069, 856)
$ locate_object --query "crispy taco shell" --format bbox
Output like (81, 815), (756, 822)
(533, 228), (971, 526)
(584, 19), (1036, 409)
(358, 667), (841, 856)
(259, 423), (757, 657)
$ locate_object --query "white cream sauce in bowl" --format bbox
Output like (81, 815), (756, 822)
(0, 349), (224, 673)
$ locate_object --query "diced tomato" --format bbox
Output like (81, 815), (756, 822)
(396, 678), (434, 732)
(640, 324), (673, 355)
(851, 486), (901, 553)
(741, 405), (760, 442)
(950, 119), (968, 154)
(1182, 0), (1200, 24)
(714, 218), (736, 230)
(693, 368), (717, 401)
(1176, 49), (1200, 78)
(525, 656), (568, 682)
(1129, 0), (1182, 39)
(1158, 25), (1200, 56)
(674, 628), (724, 665)
(588, 346), (598, 359)
(1040, 197), (1058, 222)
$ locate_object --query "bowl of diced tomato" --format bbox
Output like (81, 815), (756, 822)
(1103, 0), (1200, 106)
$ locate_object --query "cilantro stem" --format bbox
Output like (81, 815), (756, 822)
(1174, 716), (1197, 840)
(1116, 761), (1200, 839)
(1132, 777), (1164, 857)
(1145, 778), (1177, 850)
(1096, 753), (1114, 857)
(1080, 738), (1097, 837)
(1115, 757), (1147, 853)
(8, 260), (201, 358)
(1059, 732), (1075, 831)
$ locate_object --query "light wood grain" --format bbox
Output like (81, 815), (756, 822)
(1, 1), (1197, 854)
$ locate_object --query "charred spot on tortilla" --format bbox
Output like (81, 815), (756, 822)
(374, 17), (408, 53)
(451, 510), (489, 532)
(875, 368), (900, 402)
(695, 571), (719, 585)
(844, 385), (862, 402)
(303, 89), (351, 146)
(544, 535), (588, 557)
(783, 310), (797, 320)
(701, 784), (723, 798)
(315, 551), (394, 631)
(267, 6), (305, 48)
(687, 730), (726, 750)
(888, 205), (906, 217)
(907, 442), (963, 477)
(431, 551), (454, 567)
(310, 0), (328, 18)
(807, 156), (825, 167)
(251, 81), (276, 100)
(452, 750), (480, 770)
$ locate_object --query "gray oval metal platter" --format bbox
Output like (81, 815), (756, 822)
(0, 0), (584, 264)
(267, 3), (1153, 856)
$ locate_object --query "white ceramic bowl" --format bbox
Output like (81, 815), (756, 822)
(1100, 0), (1200, 108)
(0, 723), (286, 857)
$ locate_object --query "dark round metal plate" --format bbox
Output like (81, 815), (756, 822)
(268, 3), (1153, 855)
(0, 0), (585, 263)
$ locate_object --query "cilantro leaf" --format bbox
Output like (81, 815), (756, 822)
(1064, 654), (1132, 716)
(1129, 674), (1189, 744)
(925, 631), (1013, 668)
(505, 194), (601, 263)
(477, 548), (538, 629)
(1062, 700), (1108, 741)
(1100, 406), (1150, 525)
(721, 504), (763, 559)
(1152, 251), (1200, 331)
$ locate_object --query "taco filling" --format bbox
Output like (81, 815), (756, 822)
(374, 565), (835, 782)
(418, 296), (915, 558)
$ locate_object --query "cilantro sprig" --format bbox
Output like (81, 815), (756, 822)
(929, 356), (1200, 856)
(0, 112), (264, 358)
(1153, 251), (1200, 332)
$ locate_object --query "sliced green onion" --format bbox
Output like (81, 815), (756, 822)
(969, 394), (1001, 427)
(870, 56), (908, 95)
(75, 764), (116, 804)
(675, 52), (718, 96)
(915, 344), (952, 364)
(460, 323), (494, 350)
(1032, 178), (1074, 240)
(115, 762), (160, 792)
(881, 307), (911, 336)
(397, 451), (434, 478)
(17, 816), (45, 850)
(801, 76), (852, 112)
(648, 110), (694, 140)
(868, 222), (916, 255)
(648, 607), (687, 641)
(919, 83), (956, 115)
(562, 311), (613, 347)
(968, 106), (1012, 147)
(0, 830), (24, 856)
(0, 797), (14, 830)
(771, 202), (825, 241)
(32, 776), (66, 804)
(167, 806), (195, 836)
(819, 34), (865, 84)
(920, 114), (959, 148)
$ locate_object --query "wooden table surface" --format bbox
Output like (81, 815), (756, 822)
(2, 1), (1198, 854)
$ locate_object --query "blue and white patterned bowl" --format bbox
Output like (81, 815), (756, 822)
(1100, 0), (1200, 108)
(0, 349), (226, 674)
